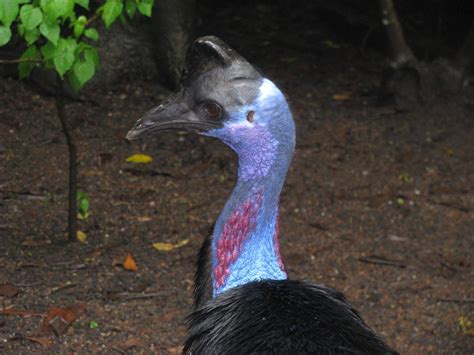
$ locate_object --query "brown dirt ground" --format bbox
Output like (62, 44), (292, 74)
(1, 7), (474, 354)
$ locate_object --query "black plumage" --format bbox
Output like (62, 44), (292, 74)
(186, 280), (394, 354)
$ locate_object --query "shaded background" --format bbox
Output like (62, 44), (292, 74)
(1, 0), (473, 353)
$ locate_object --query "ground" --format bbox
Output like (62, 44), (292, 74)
(1, 5), (474, 354)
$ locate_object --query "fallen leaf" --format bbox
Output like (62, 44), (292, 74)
(460, 316), (474, 335)
(126, 154), (153, 164)
(152, 239), (189, 252)
(332, 93), (351, 101)
(76, 230), (87, 243)
(40, 303), (86, 336)
(77, 212), (90, 220)
(121, 337), (145, 350)
(0, 284), (19, 297)
(396, 197), (405, 205)
(136, 216), (152, 222)
(158, 309), (180, 323)
(123, 253), (137, 272)
(322, 39), (340, 48)
(399, 172), (413, 183)
(25, 337), (54, 347)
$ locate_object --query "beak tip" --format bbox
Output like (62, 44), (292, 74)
(125, 129), (138, 141)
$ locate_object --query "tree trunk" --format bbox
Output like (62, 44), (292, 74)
(56, 78), (77, 241)
(377, 0), (416, 69)
(151, 0), (196, 90)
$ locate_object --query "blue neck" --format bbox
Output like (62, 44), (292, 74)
(211, 159), (290, 296)
(209, 80), (295, 296)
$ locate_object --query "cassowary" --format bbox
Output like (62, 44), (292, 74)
(127, 36), (396, 354)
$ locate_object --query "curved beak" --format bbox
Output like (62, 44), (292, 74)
(126, 94), (221, 141)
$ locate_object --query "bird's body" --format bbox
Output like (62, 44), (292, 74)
(187, 279), (391, 354)
(127, 36), (396, 354)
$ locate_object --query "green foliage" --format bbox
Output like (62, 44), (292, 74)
(0, 0), (155, 91)
(76, 190), (90, 219)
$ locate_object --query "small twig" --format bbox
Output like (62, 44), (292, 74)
(49, 263), (86, 271)
(12, 281), (42, 288)
(49, 281), (78, 294)
(437, 298), (474, 304)
(358, 255), (407, 268)
(85, 13), (100, 27)
(108, 291), (172, 301)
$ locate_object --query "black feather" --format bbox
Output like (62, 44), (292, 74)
(193, 231), (213, 309)
(185, 279), (397, 355)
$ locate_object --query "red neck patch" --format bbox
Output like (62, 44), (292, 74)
(214, 191), (264, 290)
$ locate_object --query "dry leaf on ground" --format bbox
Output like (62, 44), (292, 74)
(123, 253), (137, 272)
(40, 303), (86, 336)
(0, 283), (19, 297)
(152, 239), (189, 252)
(126, 154), (153, 164)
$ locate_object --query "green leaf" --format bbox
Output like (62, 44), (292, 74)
(18, 45), (40, 79)
(125, 0), (136, 18)
(20, 4), (43, 31)
(73, 18), (85, 37)
(53, 37), (77, 77)
(40, 40), (56, 59)
(74, 0), (89, 10)
(84, 46), (99, 67)
(84, 28), (98, 41)
(0, 26), (12, 46)
(40, 0), (74, 22)
(0, 0), (19, 27)
(137, 0), (153, 17)
(24, 27), (39, 44)
(39, 20), (59, 45)
(101, 0), (123, 28)
(70, 50), (95, 90)
(77, 191), (90, 215)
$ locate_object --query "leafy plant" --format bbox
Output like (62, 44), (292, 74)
(0, 0), (155, 241)
(1, 0), (154, 90)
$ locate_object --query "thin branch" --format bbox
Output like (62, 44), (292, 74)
(0, 58), (41, 64)
(437, 298), (474, 304)
(56, 76), (78, 241)
(85, 13), (100, 27)
(358, 255), (407, 268)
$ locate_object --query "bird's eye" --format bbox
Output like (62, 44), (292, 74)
(202, 102), (221, 119)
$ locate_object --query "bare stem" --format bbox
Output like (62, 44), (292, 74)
(56, 76), (78, 241)
(0, 58), (41, 64)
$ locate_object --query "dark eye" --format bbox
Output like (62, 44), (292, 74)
(202, 102), (221, 119)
